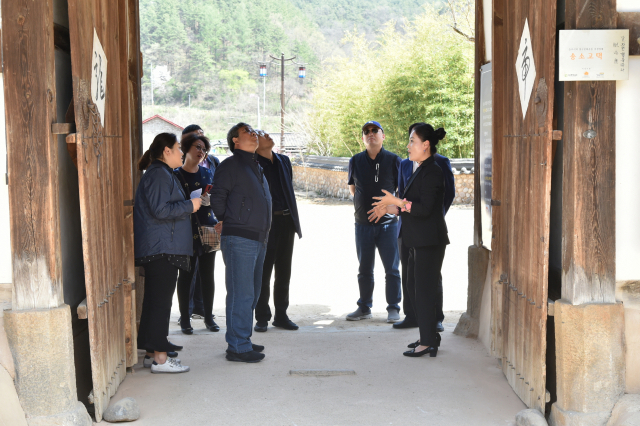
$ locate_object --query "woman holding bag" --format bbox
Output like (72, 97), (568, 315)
(175, 134), (222, 334)
(371, 123), (449, 358)
(135, 132), (201, 374)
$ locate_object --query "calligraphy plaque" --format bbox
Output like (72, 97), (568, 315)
(90, 29), (108, 127)
(559, 30), (629, 81)
(515, 18), (536, 120)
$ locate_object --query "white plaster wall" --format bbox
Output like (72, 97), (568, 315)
(617, 0), (640, 12)
(483, 0), (492, 62)
(142, 118), (183, 153)
(0, 75), (12, 286)
(616, 57), (640, 280)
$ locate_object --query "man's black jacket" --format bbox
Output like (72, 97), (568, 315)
(211, 149), (272, 243)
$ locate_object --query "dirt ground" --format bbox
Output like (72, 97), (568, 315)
(105, 195), (525, 425)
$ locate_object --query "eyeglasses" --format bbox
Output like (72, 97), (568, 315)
(363, 128), (380, 136)
(193, 145), (208, 153)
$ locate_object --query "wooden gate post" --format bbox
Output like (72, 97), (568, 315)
(551, 1), (626, 424)
(0, 0), (92, 424)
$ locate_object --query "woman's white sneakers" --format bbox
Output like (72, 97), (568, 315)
(143, 355), (181, 368)
(150, 357), (190, 374)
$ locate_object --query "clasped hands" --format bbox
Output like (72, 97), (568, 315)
(367, 189), (403, 223)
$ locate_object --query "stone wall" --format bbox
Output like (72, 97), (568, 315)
(453, 173), (474, 205)
(293, 166), (351, 199)
(292, 165), (475, 205)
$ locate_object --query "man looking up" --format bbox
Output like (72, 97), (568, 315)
(346, 121), (402, 323)
(253, 131), (302, 332)
(211, 123), (271, 363)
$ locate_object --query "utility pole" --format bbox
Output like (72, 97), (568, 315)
(270, 53), (296, 151)
(150, 62), (154, 106)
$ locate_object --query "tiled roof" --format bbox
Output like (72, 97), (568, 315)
(142, 114), (184, 130)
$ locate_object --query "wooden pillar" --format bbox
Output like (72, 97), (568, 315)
(2, 0), (63, 311)
(561, 0), (617, 305)
(1, 2), (92, 423)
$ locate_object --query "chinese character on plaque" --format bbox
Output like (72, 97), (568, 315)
(90, 29), (108, 127)
(515, 18), (536, 120)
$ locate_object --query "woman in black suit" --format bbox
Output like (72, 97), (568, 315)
(372, 123), (449, 357)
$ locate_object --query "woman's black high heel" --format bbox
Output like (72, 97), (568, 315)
(407, 333), (441, 349)
(204, 318), (220, 332)
(403, 346), (438, 357)
(180, 318), (194, 335)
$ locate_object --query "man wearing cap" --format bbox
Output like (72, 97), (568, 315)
(346, 121), (402, 323)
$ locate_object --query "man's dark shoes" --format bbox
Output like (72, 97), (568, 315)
(225, 350), (265, 363)
(204, 319), (220, 332)
(393, 318), (418, 329)
(272, 318), (299, 330)
(436, 321), (445, 332)
(168, 342), (183, 351)
(254, 321), (268, 332)
(225, 344), (264, 354)
(167, 351), (179, 358)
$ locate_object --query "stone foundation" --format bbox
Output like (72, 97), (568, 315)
(454, 245), (490, 338)
(4, 305), (92, 426)
(549, 301), (626, 426)
(616, 280), (640, 394)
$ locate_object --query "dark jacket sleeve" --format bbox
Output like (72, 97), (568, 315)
(408, 166), (444, 218)
(398, 160), (408, 199)
(144, 169), (193, 220)
(441, 157), (455, 215)
(211, 161), (233, 221)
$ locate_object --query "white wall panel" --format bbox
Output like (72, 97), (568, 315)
(616, 57), (640, 280)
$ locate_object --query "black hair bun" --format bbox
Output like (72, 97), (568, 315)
(435, 128), (446, 141)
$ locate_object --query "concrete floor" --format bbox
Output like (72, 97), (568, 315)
(106, 197), (526, 425)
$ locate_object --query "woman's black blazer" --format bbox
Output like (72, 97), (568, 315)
(400, 156), (450, 248)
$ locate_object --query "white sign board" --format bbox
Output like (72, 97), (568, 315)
(91, 29), (108, 127)
(559, 30), (629, 81)
(515, 18), (536, 120)
(479, 63), (492, 250)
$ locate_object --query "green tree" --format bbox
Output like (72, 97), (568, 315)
(308, 6), (474, 158)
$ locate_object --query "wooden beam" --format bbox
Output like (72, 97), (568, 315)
(77, 298), (87, 319)
(562, 0), (617, 304)
(618, 12), (640, 56)
(51, 122), (75, 135)
(2, 0), (64, 310)
(473, 0), (487, 247)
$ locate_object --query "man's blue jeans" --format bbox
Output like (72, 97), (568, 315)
(221, 235), (267, 354)
(355, 222), (401, 312)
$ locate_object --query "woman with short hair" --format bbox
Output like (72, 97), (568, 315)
(174, 134), (222, 334)
(134, 132), (201, 373)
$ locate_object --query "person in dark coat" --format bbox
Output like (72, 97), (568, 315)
(211, 123), (272, 363)
(174, 134), (222, 334)
(391, 122), (455, 331)
(372, 123), (449, 357)
(346, 121), (402, 323)
(176, 124), (221, 323)
(134, 133), (202, 373)
(253, 130), (302, 332)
